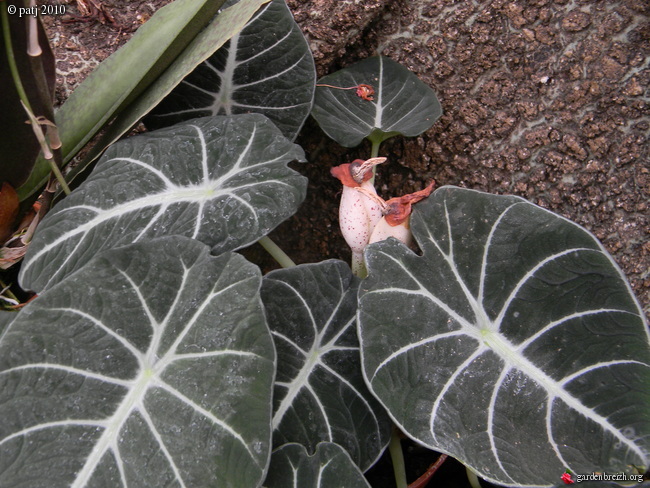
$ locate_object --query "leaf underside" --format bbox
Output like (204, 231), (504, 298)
(146, 0), (315, 141)
(311, 56), (442, 147)
(264, 442), (372, 488)
(19, 114), (307, 292)
(0, 236), (276, 488)
(359, 186), (650, 487)
(261, 260), (391, 472)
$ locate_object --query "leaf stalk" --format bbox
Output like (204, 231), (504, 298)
(1, 2), (32, 110)
(258, 236), (296, 268)
(389, 425), (408, 488)
(20, 102), (71, 195)
(466, 467), (482, 488)
(369, 139), (381, 186)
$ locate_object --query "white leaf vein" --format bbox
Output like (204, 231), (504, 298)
(50, 308), (143, 366)
(0, 363), (131, 388)
(154, 380), (260, 466)
(139, 406), (187, 488)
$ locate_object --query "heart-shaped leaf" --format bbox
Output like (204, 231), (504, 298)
(146, 0), (315, 141)
(261, 260), (391, 471)
(311, 56), (442, 147)
(263, 443), (372, 487)
(19, 114), (307, 292)
(0, 236), (276, 488)
(358, 186), (650, 487)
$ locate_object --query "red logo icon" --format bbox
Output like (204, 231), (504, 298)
(561, 471), (575, 484)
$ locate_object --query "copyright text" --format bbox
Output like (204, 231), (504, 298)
(6, 4), (66, 17)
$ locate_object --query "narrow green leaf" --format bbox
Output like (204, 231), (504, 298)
(16, 0), (228, 201)
(358, 186), (650, 487)
(1, 236), (276, 487)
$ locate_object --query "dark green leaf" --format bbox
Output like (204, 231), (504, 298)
(1, 237), (275, 488)
(20, 114), (306, 292)
(311, 56), (442, 147)
(264, 443), (372, 487)
(0, 311), (14, 337)
(359, 186), (650, 487)
(146, 0), (315, 141)
(262, 260), (391, 471)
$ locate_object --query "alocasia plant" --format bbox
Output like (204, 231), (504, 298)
(145, 0), (315, 141)
(311, 56), (443, 151)
(1, 2), (648, 487)
(261, 260), (391, 471)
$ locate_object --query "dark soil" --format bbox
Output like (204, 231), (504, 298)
(37, 0), (649, 486)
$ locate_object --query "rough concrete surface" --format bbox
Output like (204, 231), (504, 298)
(284, 0), (649, 316)
(42, 0), (649, 315)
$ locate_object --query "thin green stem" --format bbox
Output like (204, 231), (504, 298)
(351, 252), (367, 278)
(369, 139), (381, 186)
(1, 3), (32, 111)
(466, 467), (482, 488)
(47, 159), (71, 195)
(370, 139), (381, 159)
(20, 101), (71, 195)
(389, 425), (408, 488)
(258, 236), (296, 268)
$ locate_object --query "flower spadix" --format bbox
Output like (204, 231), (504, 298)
(331, 157), (386, 275)
(356, 181), (436, 247)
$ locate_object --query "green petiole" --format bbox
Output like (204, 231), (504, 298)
(389, 425), (408, 488)
(258, 235), (296, 268)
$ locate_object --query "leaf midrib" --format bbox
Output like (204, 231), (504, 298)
(22, 176), (288, 277)
(72, 368), (152, 488)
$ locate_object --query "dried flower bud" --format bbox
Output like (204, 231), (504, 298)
(355, 84), (375, 101)
(355, 181), (436, 247)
